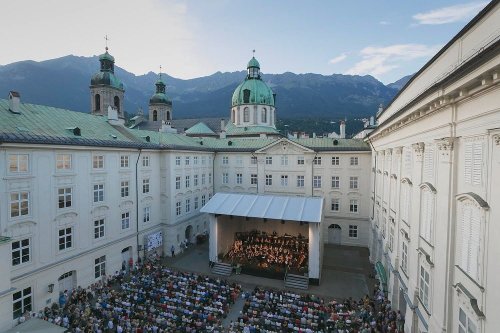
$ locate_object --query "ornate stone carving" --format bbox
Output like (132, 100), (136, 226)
(493, 134), (500, 146)
(412, 142), (425, 161)
(394, 146), (403, 155)
(436, 137), (454, 162)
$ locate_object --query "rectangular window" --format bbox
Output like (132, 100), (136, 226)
(12, 287), (32, 319)
(297, 175), (304, 187)
(175, 156), (181, 166)
(56, 154), (72, 170)
(121, 212), (130, 230)
(94, 219), (105, 239)
(11, 239), (30, 266)
(251, 174), (258, 185)
(194, 174), (199, 186)
(185, 199), (190, 213)
(94, 256), (106, 279)
(350, 156), (359, 166)
(266, 157), (272, 165)
(58, 187), (72, 209)
(236, 156), (243, 166)
(120, 155), (129, 168)
(251, 156), (257, 165)
(281, 155), (288, 166)
(201, 156), (206, 165)
(389, 223), (394, 251)
(222, 156), (229, 165)
(349, 176), (359, 189)
(209, 192), (212, 200)
(297, 156), (304, 165)
(222, 173), (229, 184)
(236, 173), (243, 184)
(93, 184), (104, 203)
(58, 227), (72, 250)
(193, 156), (198, 165)
(10, 192), (29, 218)
(201, 174), (206, 185)
(201, 195), (206, 206)
(464, 141), (483, 186)
(265, 174), (272, 186)
(175, 176), (181, 190)
(143, 207), (151, 223)
(349, 199), (359, 213)
(9, 154), (29, 173)
(349, 225), (358, 238)
(401, 241), (408, 273)
(142, 178), (150, 194)
(121, 181), (129, 198)
(176, 201), (181, 216)
(185, 175), (190, 188)
(331, 198), (340, 212)
(459, 308), (477, 333)
(93, 155), (104, 169)
(331, 156), (339, 166)
(313, 156), (322, 165)
(331, 176), (340, 189)
(209, 173), (212, 184)
(194, 197), (199, 210)
(280, 175), (288, 186)
(313, 176), (322, 188)
(185, 156), (190, 165)
(419, 266), (430, 310)
(142, 155), (150, 167)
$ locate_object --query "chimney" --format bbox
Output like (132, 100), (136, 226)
(220, 118), (225, 131)
(312, 132), (316, 138)
(8, 91), (21, 114)
(340, 120), (346, 139)
(107, 106), (121, 125)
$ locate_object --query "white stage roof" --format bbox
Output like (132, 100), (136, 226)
(200, 193), (323, 223)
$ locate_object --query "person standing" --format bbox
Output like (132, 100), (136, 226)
(171, 245), (175, 257)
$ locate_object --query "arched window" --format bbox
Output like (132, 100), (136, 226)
(243, 107), (250, 122)
(457, 193), (488, 282)
(261, 108), (267, 123)
(114, 96), (120, 112)
(243, 89), (250, 103)
(153, 110), (158, 121)
(419, 183), (436, 243)
(166, 111), (171, 120)
(95, 94), (101, 111)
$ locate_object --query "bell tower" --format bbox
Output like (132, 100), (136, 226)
(148, 67), (173, 124)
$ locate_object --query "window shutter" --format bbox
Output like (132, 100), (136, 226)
(421, 190), (429, 239)
(404, 148), (412, 177)
(468, 208), (480, 281)
(464, 142), (472, 184)
(472, 142), (482, 186)
(460, 204), (471, 271)
(401, 185), (408, 222)
(424, 145), (434, 182)
(426, 191), (433, 240)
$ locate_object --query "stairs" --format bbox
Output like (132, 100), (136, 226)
(284, 273), (309, 290)
(211, 262), (233, 276)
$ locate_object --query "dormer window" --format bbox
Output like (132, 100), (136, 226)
(243, 89), (250, 104)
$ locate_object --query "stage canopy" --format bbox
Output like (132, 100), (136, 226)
(201, 193), (323, 223)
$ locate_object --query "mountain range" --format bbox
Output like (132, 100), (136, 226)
(0, 55), (411, 120)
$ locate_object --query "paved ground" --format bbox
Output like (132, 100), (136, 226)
(164, 241), (375, 300)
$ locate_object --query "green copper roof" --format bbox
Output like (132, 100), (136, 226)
(247, 57), (260, 69)
(291, 138), (370, 151)
(185, 122), (216, 135)
(99, 51), (115, 62)
(91, 71), (124, 90)
(231, 78), (275, 107)
(224, 122), (279, 136)
(149, 93), (172, 105)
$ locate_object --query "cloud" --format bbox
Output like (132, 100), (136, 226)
(413, 2), (488, 25)
(379, 21), (391, 25)
(346, 44), (441, 77)
(328, 53), (347, 65)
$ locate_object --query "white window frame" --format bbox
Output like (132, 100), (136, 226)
(175, 176), (181, 190)
(93, 184), (104, 203)
(331, 176), (340, 189)
(349, 176), (359, 189)
(297, 156), (304, 165)
(297, 175), (305, 188)
(92, 155), (104, 169)
(251, 156), (257, 165)
(175, 156), (181, 166)
(419, 265), (431, 310)
(401, 240), (408, 274)
(201, 174), (206, 185)
(193, 156), (198, 165)
(56, 154), (72, 170)
(176, 201), (182, 216)
(265, 175), (272, 186)
(266, 156), (273, 165)
(194, 197), (199, 210)
(185, 156), (190, 166)
(236, 173), (243, 184)
(251, 174), (258, 185)
(94, 218), (105, 239)
(331, 198), (340, 212)
(280, 175), (288, 186)
(185, 198), (190, 213)
(12, 287), (32, 319)
(8, 154), (29, 173)
(143, 206), (151, 223)
(120, 180), (129, 198)
(349, 199), (359, 213)
(313, 176), (322, 188)
(281, 155), (288, 166)
(313, 156), (322, 165)
(348, 225), (358, 238)
(142, 155), (150, 167)
(94, 255), (106, 279)
(121, 212), (130, 230)
(201, 195), (206, 206)
(120, 155), (129, 168)
(222, 156), (229, 165)
(11, 238), (30, 266)
(58, 227), (73, 251)
(331, 156), (339, 166)
(58, 187), (72, 209)
(10, 191), (30, 218)
(185, 175), (190, 188)
(459, 308), (477, 333)
(194, 174), (199, 186)
(222, 173), (229, 184)
(350, 156), (359, 166)
(142, 178), (150, 194)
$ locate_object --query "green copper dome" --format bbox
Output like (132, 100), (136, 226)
(231, 78), (274, 107)
(149, 76), (171, 105)
(99, 51), (115, 62)
(247, 57), (260, 69)
(90, 72), (124, 90)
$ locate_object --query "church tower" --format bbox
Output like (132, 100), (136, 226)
(148, 72), (172, 124)
(90, 46), (125, 119)
(230, 55), (276, 128)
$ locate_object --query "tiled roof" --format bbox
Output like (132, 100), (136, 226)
(224, 122), (280, 136)
(185, 122), (216, 135)
(291, 138), (370, 151)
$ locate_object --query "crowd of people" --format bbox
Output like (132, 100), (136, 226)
(231, 287), (404, 333)
(226, 231), (308, 273)
(37, 259), (242, 332)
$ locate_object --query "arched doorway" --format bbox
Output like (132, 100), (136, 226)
(58, 271), (76, 294)
(185, 225), (193, 243)
(121, 246), (132, 269)
(328, 224), (342, 244)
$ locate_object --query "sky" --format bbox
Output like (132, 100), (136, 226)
(0, 0), (490, 84)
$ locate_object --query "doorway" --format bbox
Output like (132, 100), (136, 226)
(328, 224), (342, 245)
(185, 225), (193, 243)
(58, 271), (76, 294)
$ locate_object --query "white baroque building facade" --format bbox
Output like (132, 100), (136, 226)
(368, 2), (500, 333)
